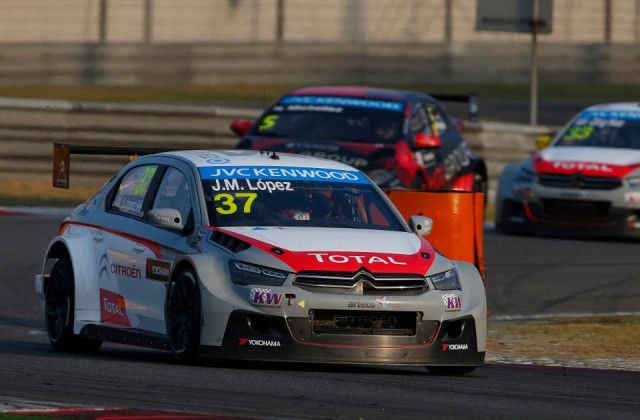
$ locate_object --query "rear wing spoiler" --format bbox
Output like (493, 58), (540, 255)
(52, 143), (175, 189)
(429, 93), (479, 122)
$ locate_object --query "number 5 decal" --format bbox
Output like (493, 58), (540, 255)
(214, 192), (257, 214)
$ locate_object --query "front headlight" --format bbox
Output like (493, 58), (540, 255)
(229, 260), (288, 286)
(428, 267), (461, 291)
(627, 175), (640, 189)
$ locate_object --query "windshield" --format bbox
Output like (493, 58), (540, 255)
(199, 165), (404, 230)
(248, 95), (405, 144)
(555, 109), (640, 149)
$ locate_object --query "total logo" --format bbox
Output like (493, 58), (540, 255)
(442, 343), (469, 352)
(99, 289), (131, 327)
(238, 338), (282, 347)
(551, 161), (613, 173)
(308, 253), (407, 265)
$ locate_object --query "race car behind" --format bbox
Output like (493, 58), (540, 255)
(495, 102), (640, 238)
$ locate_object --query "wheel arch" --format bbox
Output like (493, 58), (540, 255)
(41, 233), (102, 327)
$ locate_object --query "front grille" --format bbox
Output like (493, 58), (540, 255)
(312, 310), (417, 336)
(294, 270), (427, 295)
(538, 173), (622, 190)
(541, 199), (611, 219)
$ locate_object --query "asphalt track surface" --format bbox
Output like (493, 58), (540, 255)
(0, 215), (639, 419)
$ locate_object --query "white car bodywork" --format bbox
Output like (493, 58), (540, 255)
(36, 149), (486, 373)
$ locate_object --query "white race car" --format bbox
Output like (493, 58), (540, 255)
(36, 147), (486, 374)
(496, 102), (640, 238)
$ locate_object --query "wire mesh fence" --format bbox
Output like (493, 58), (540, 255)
(0, 0), (639, 44)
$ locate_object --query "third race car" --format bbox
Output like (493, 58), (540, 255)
(495, 102), (640, 237)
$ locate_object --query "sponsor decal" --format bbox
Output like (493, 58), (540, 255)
(285, 293), (296, 306)
(552, 161), (613, 173)
(348, 301), (377, 309)
(308, 253), (407, 265)
(100, 289), (131, 327)
(347, 296), (389, 309)
(625, 192), (640, 204)
(377, 296), (390, 308)
(578, 109), (640, 121)
(210, 178), (294, 193)
(146, 259), (171, 282)
(199, 166), (367, 184)
(250, 288), (284, 307)
(442, 293), (462, 311)
(239, 338), (282, 347)
(111, 263), (141, 279)
(442, 343), (468, 351)
(280, 95), (404, 112)
(298, 150), (369, 168)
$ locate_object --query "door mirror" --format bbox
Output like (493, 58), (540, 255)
(535, 135), (552, 150)
(409, 215), (433, 237)
(414, 133), (442, 149)
(230, 119), (253, 136)
(149, 208), (184, 232)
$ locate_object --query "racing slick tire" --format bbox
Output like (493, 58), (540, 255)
(45, 258), (102, 353)
(425, 366), (477, 376)
(165, 268), (202, 364)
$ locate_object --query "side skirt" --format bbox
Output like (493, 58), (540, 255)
(79, 324), (170, 351)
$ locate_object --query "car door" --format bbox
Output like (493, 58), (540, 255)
(96, 161), (199, 334)
(94, 163), (162, 330)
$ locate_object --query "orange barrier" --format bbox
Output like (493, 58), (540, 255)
(386, 191), (485, 280)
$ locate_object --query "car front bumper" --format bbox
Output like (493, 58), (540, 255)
(200, 310), (485, 367)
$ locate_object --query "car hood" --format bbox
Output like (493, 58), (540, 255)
(535, 146), (640, 177)
(244, 137), (396, 171)
(217, 226), (435, 274)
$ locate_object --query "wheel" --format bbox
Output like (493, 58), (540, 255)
(45, 258), (102, 353)
(426, 366), (477, 375)
(165, 268), (202, 364)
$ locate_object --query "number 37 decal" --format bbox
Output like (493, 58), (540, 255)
(214, 192), (257, 214)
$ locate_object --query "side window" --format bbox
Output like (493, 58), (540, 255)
(152, 167), (193, 224)
(409, 103), (432, 135)
(111, 165), (159, 218)
(425, 102), (450, 136)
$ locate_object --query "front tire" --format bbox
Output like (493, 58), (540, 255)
(165, 268), (202, 364)
(45, 258), (102, 353)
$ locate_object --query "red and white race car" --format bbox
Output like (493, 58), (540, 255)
(495, 102), (640, 237)
(36, 145), (487, 374)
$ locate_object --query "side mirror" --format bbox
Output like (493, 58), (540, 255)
(149, 208), (184, 232)
(414, 133), (442, 149)
(535, 135), (552, 150)
(409, 215), (433, 237)
(230, 119), (253, 136)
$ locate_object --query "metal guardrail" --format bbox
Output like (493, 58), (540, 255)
(0, 97), (558, 198)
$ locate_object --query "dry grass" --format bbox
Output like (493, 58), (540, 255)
(0, 180), (97, 207)
(488, 315), (640, 361)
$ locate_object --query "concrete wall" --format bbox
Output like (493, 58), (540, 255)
(1, 0), (639, 44)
